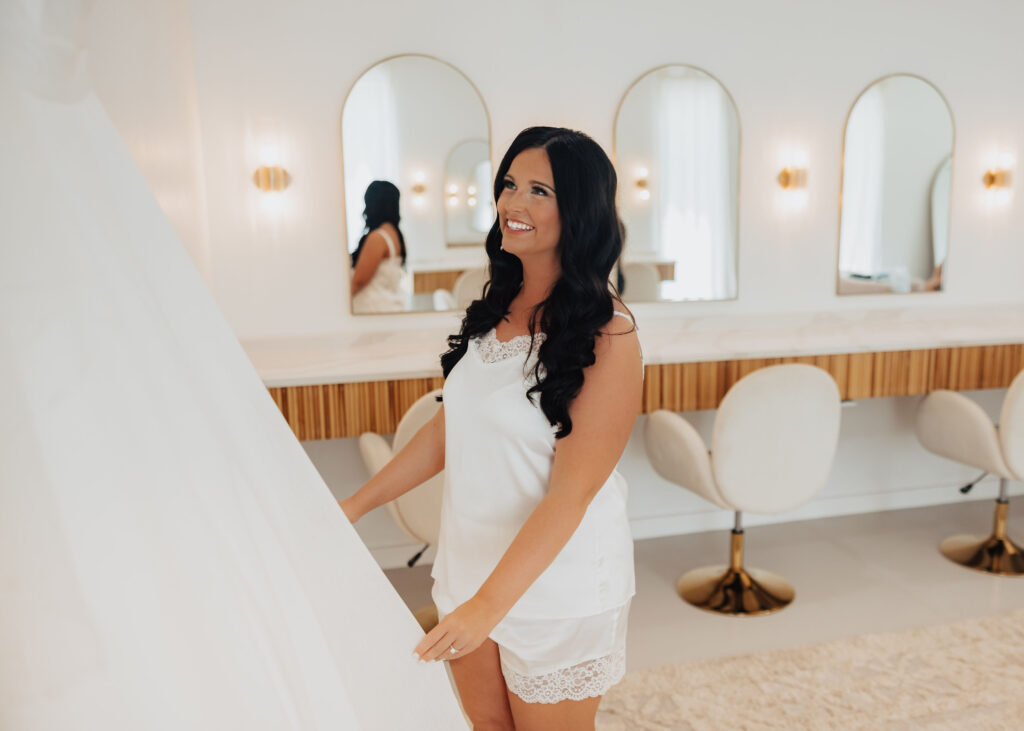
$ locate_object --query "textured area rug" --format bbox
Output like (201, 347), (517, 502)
(597, 610), (1024, 730)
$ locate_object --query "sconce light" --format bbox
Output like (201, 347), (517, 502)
(777, 167), (807, 189)
(634, 167), (650, 201)
(411, 171), (427, 196)
(467, 196), (478, 207)
(447, 194), (460, 207)
(410, 171), (427, 207)
(252, 165), (291, 192)
(983, 169), (1011, 189)
(467, 185), (477, 196)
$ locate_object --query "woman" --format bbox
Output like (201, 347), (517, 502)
(342, 127), (642, 730)
(350, 180), (409, 314)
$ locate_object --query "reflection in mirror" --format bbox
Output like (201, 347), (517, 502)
(342, 55), (490, 314)
(445, 139), (494, 246)
(837, 75), (954, 295)
(614, 65), (739, 303)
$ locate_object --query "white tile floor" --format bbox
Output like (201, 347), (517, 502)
(384, 499), (1024, 672)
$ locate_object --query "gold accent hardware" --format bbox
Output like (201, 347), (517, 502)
(939, 499), (1024, 575)
(983, 169), (1011, 189)
(252, 166), (291, 192)
(777, 167), (807, 189)
(676, 530), (795, 615)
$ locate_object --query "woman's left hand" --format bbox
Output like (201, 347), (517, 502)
(413, 597), (503, 663)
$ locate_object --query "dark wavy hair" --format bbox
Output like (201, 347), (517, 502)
(351, 180), (406, 267)
(440, 126), (629, 439)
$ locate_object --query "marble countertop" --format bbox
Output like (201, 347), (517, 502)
(242, 303), (1024, 388)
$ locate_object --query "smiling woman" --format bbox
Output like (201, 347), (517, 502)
(343, 128), (643, 729)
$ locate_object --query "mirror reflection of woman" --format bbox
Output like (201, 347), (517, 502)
(350, 180), (410, 314)
(342, 127), (642, 729)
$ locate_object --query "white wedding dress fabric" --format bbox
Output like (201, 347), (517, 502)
(0, 2), (466, 729)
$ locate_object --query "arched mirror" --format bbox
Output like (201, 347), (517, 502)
(342, 55), (491, 314)
(614, 64), (740, 303)
(445, 139), (494, 246)
(837, 74), (954, 295)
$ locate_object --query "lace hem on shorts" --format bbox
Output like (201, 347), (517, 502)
(500, 648), (626, 704)
(474, 329), (545, 364)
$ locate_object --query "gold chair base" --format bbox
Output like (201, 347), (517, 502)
(940, 533), (1024, 575)
(413, 604), (439, 632)
(677, 564), (795, 616)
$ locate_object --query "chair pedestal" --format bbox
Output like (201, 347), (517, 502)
(940, 486), (1024, 576)
(677, 529), (795, 616)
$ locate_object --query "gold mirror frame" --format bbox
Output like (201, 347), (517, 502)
(612, 63), (743, 304)
(835, 72), (956, 296)
(339, 53), (493, 316)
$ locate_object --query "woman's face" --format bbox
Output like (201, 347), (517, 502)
(497, 147), (561, 261)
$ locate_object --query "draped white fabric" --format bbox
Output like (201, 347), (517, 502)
(0, 2), (466, 728)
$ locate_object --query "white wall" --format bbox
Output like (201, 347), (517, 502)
(185, 0), (1024, 339)
(86, 0), (210, 279)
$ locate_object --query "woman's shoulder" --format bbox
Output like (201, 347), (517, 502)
(601, 302), (636, 336)
(374, 223), (402, 255)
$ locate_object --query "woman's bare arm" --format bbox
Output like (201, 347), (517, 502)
(415, 315), (642, 660)
(341, 406), (445, 522)
(350, 232), (387, 296)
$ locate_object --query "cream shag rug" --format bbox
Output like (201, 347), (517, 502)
(597, 610), (1024, 730)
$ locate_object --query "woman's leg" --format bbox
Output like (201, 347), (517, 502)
(506, 691), (602, 731)
(447, 638), (516, 731)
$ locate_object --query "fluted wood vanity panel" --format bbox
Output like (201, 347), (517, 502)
(269, 345), (1023, 441)
(412, 270), (463, 294)
(269, 377), (444, 441)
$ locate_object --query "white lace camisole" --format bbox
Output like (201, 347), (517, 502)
(430, 314), (637, 622)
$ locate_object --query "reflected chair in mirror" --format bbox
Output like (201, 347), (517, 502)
(452, 267), (487, 309)
(432, 288), (456, 311)
(914, 369), (1024, 575)
(620, 262), (661, 302)
(644, 364), (842, 615)
(357, 388), (445, 630)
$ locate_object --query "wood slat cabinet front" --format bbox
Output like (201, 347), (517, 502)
(268, 344), (1024, 441)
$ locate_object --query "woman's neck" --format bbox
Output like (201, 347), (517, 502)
(509, 252), (560, 323)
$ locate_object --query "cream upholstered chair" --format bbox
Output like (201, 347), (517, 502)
(358, 388), (445, 630)
(452, 267), (487, 309)
(620, 262), (661, 302)
(644, 364), (842, 615)
(432, 288), (456, 311)
(914, 369), (1024, 575)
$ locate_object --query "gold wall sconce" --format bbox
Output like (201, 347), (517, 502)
(252, 165), (291, 192)
(983, 169), (1011, 189)
(777, 167), (807, 189)
(635, 179), (650, 202)
(411, 182), (427, 195)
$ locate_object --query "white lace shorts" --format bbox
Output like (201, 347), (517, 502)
(441, 600), (631, 704)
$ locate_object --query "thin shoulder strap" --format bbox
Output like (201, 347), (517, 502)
(610, 310), (645, 375)
(377, 228), (398, 258)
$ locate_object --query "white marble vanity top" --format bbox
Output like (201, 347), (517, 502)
(242, 303), (1024, 388)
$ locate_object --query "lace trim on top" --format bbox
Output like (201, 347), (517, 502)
(474, 329), (546, 364)
(501, 649), (626, 704)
